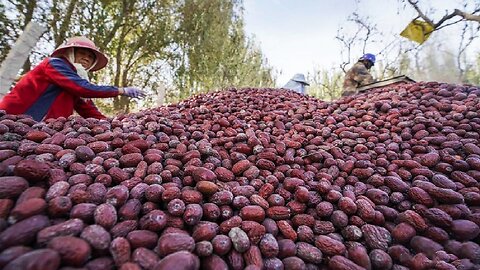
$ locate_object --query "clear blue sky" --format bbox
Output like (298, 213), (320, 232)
(243, 0), (469, 86)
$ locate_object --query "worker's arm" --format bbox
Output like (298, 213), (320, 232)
(74, 98), (107, 119)
(45, 57), (119, 98)
(352, 64), (375, 86)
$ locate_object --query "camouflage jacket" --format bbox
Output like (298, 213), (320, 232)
(342, 62), (374, 96)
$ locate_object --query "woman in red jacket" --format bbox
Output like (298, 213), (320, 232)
(0, 36), (145, 121)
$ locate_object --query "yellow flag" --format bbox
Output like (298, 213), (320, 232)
(400, 19), (435, 44)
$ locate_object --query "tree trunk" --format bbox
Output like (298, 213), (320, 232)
(21, 58), (31, 75)
(20, 0), (37, 74)
(0, 22), (46, 95)
(54, 0), (79, 47)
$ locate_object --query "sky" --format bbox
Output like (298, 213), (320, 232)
(243, 0), (474, 86)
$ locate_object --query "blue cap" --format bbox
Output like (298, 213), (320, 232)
(359, 53), (376, 65)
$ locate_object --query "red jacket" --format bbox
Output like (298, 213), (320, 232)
(0, 57), (119, 121)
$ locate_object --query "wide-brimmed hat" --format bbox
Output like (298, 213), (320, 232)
(51, 36), (108, 71)
(291, 73), (309, 85)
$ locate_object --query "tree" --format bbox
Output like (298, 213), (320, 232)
(308, 12), (384, 101)
(0, 2), (12, 63)
(307, 69), (344, 101)
(75, 0), (179, 113)
(465, 54), (480, 86)
(94, 0), (273, 111)
(405, 0), (480, 28)
(336, 12), (380, 73)
(1, 0), (275, 115)
(173, 0), (273, 98)
(1, 0), (51, 72)
(404, 0), (480, 82)
(50, 0), (79, 47)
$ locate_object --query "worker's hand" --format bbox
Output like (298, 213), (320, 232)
(119, 87), (146, 98)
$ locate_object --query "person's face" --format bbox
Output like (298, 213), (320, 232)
(74, 48), (96, 69)
(364, 60), (374, 70)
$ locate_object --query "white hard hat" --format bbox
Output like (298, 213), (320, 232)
(291, 73), (309, 85)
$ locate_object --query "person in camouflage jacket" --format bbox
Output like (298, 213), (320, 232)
(342, 53), (376, 96)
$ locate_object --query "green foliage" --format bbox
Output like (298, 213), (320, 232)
(173, 0), (274, 98)
(1, 0), (49, 70)
(307, 69), (344, 101)
(1, 0), (274, 115)
(0, 2), (11, 63)
(464, 54), (480, 86)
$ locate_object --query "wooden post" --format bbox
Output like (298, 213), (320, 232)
(0, 21), (46, 97)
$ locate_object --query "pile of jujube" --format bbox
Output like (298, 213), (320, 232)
(0, 82), (479, 270)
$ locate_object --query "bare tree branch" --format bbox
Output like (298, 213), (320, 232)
(456, 22), (479, 81)
(455, 8), (480, 22)
(407, 0), (434, 25)
(407, 0), (480, 31)
(435, 18), (465, 31)
(336, 13), (377, 73)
